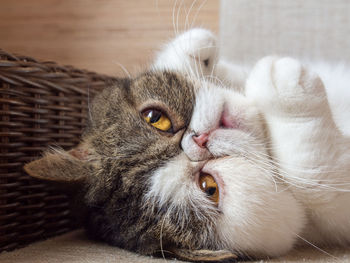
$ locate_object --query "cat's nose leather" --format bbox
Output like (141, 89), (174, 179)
(192, 133), (209, 148)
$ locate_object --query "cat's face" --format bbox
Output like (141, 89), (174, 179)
(25, 69), (303, 261)
(144, 80), (304, 259)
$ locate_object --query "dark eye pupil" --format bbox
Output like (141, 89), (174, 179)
(206, 187), (216, 196)
(149, 111), (161, 123)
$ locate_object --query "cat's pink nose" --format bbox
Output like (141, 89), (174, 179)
(192, 133), (209, 148)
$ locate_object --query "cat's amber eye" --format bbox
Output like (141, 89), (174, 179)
(198, 173), (219, 205)
(142, 109), (172, 132)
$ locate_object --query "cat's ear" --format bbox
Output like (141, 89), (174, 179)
(24, 143), (94, 183)
(169, 248), (237, 262)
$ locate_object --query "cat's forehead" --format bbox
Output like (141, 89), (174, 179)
(131, 71), (195, 123)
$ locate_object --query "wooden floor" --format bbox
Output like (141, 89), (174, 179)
(0, 0), (219, 76)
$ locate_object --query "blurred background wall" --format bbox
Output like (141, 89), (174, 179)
(220, 0), (350, 64)
(0, 0), (219, 76)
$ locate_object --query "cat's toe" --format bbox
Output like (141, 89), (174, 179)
(273, 57), (304, 98)
(273, 57), (327, 112)
(273, 58), (324, 98)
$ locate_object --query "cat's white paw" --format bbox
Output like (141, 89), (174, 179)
(153, 28), (218, 76)
(176, 28), (218, 68)
(246, 56), (327, 115)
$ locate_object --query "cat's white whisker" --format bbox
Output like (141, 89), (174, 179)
(190, 0), (207, 30)
(236, 148), (348, 192)
(294, 233), (339, 260)
(176, 0), (184, 37)
(172, 0), (179, 37)
(185, 0), (197, 32)
(244, 140), (350, 177)
(159, 210), (169, 262)
(112, 61), (131, 78)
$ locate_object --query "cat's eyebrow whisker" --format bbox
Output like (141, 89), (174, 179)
(190, 0), (207, 30)
(112, 61), (131, 78)
(185, 0), (198, 32)
(172, 0), (179, 37)
(176, 0), (184, 38)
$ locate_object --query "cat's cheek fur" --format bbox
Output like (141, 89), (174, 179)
(203, 159), (305, 257)
(144, 153), (222, 251)
(145, 153), (203, 208)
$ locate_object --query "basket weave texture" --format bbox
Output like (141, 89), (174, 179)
(0, 49), (118, 252)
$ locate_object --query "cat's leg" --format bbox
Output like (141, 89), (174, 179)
(246, 56), (350, 245)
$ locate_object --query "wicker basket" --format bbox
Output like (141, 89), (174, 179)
(0, 49), (118, 252)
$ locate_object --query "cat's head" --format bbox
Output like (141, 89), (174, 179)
(25, 29), (304, 262)
(24, 70), (227, 261)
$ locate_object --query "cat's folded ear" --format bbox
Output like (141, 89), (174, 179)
(24, 143), (94, 183)
(168, 248), (237, 262)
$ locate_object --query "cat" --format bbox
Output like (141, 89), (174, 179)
(24, 28), (350, 262)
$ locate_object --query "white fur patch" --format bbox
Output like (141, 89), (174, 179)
(151, 28), (350, 257)
(153, 28), (219, 79)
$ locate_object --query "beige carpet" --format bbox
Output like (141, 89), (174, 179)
(0, 230), (349, 263)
